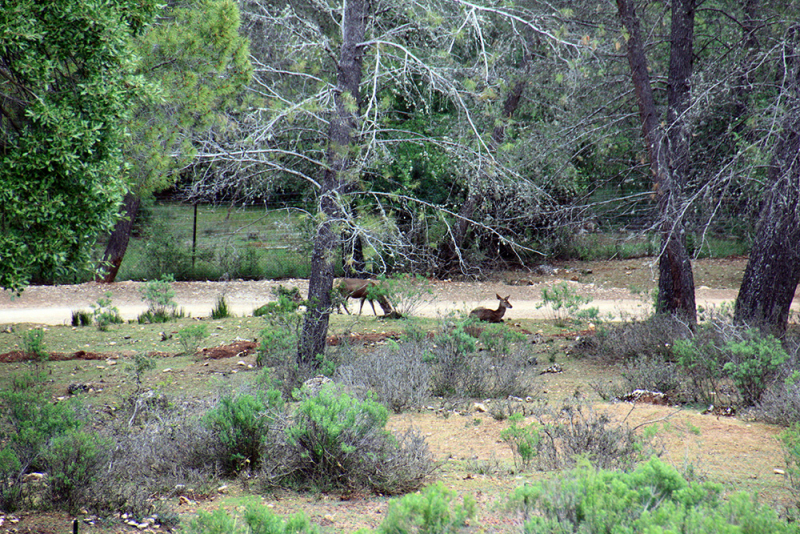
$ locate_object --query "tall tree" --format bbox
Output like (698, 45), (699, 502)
(0, 0), (159, 293)
(616, 0), (697, 323)
(97, 0), (251, 282)
(298, 0), (371, 365)
(735, 25), (800, 337)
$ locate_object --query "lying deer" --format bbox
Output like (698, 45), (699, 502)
(470, 294), (512, 323)
(336, 278), (395, 316)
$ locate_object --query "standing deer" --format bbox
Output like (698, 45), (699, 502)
(470, 294), (512, 323)
(336, 278), (395, 316)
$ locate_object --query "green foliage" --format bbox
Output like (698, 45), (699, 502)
(286, 384), (391, 490)
(257, 324), (298, 368)
(71, 310), (93, 327)
(536, 282), (593, 326)
(510, 457), (799, 533)
(138, 274), (178, 322)
(780, 423), (800, 505)
(126, 353), (157, 392)
(20, 328), (48, 364)
(254, 285), (304, 316)
(126, 0), (252, 197)
(478, 324), (526, 356)
(0, 446), (22, 512)
(432, 315), (478, 357)
(723, 330), (788, 406)
(177, 324), (209, 355)
(203, 390), (285, 474)
(183, 501), (320, 534)
(500, 414), (542, 472)
(673, 332), (725, 405)
(211, 295), (233, 319)
(255, 285), (304, 371)
(139, 219), (195, 280)
(674, 327), (789, 406)
(0, 380), (85, 510)
(91, 292), (124, 331)
(400, 317), (428, 344)
(373, 274), (435, 317)
(0, 0), (159, 293)
(377, 482), (476, 534)
(42, 429), (111, 513)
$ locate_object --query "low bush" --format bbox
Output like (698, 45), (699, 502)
(500, 414), (542, 472)
(0, 380), (86, 511)
(577, 314), (691, 362)
(277, 383), (434, 494)
(521, 401), (645, 471)
(99, 402), (219, 522)
(91, 292), (124, 330)
(177, 324), (209, 355)
(253, 285), (304, 317)
(674, 325), (789, 407)
(755, 378), (800, 425)
(510, 456), (799, 533)
(478, 323), (526, 355)
(71, 309), (92, 327)
(377, 481), (476, 534)
(202, 389), (285, 475)
(536, 281), (593, 326)
(723, 329), (788, 406)
(335, 340), (432, 413)
(426, 316), (537, 399)
(20, 328), (48, 362)
(211, 295), (232, 319)
(619, 354), (686, 400)
(183, 502), (321, 534)
(372, 273), (435, 317)
(139, 275), (179, 323)
(42, 429), (112, 513)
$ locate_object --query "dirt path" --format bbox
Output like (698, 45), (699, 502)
(0, 274), (746, 326)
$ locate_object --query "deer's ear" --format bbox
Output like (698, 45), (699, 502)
(496, 293), (502, 299)
(505, 295), (510, 300)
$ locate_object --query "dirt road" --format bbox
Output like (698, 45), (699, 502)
(0, 275), (746, 326)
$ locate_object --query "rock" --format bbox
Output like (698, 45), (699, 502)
(22, 472), (44, 482)
(619, 389), (669, 406)
(301, 376), (333, 396)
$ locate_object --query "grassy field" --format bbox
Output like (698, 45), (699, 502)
(106, 202), (750, 284)
(114, 203), (314, 281)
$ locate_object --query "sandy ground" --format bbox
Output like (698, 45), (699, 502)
(0, 276), (749, 326)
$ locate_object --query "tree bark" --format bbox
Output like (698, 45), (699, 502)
(96, 193), (141, 283)
(298, 0), (369, 366)
(617, 0), (697, 324)
(735, 26), (800, 337)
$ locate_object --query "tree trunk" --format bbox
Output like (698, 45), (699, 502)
(735, 26), (800, 337)
(298, 0), (369, 366)
(617, 0), (696, 324)
(96, 193), (141, 283)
